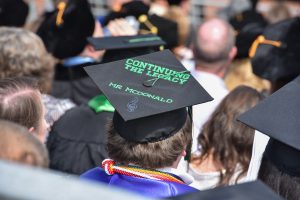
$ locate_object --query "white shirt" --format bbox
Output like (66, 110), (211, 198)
(158, 167), (194, 185)
(177, 157), (247, 190)
(246, 131), (270, 181)
(191, 70), (229, 152)
(188, 163), (247, 190)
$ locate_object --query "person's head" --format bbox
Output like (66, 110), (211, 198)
(195, 86), (263, 185)
(264, 2), (291, 24)
(108, 0), (132, 11)
(194, 18), (237, 77)
(258, 146), (300, 200)
(0, 0), (29, 27)
(0, 120), (49, 168)
(36, 0), (101, 60)
(250, 17), (300, 93)
(163, 6), (190, 47)
(107, 114), (192, 169)
(0, 77), (48, 143)
(85, 50), (213, 169)
(0, 27), (54, 94)
(167, 0), (191, 15)
(237, 75), (300, 198)
(139, 14), (179, 50)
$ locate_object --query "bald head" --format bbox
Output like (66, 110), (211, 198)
(194, 18), (236, 68)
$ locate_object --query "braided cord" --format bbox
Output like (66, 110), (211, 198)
(102, 159), (184, 184)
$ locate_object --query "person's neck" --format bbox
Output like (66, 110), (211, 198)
(196, 66), (225, 79)
(195, 60), (230, 79)
(191, 153), (224, 173)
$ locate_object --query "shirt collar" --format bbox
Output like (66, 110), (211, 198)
(158, 167), (194, 185)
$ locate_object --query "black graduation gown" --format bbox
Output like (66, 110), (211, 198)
(47, 104), (113, 175)
(52, 62), (101, 105)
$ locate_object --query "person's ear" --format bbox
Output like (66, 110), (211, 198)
(229, 46), (237, 60)
(20, 152), (38, 166)
(28, 127), (35, 133)
(181, 150), (187, 157)
(86, 44), (96, 53)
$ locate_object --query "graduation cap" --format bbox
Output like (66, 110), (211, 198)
(0, 0), (29, 27)
(102, 1), (149, 26)
(238, 75), (300, 177)
(250, 0), (259, 10)
(250, 17), (300, 83)
(84, 50), (213, 143)
(87, 34), (165, 63)
(36, 0), (95, 59)
(167, 0), (185, 6)
(139, 14), (178, 49)
(229, 10), (267, 58)
(168, 181), (283, 200)
(47, 101), (112, 175)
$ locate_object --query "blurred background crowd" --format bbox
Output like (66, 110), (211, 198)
(0, 0), (300, 199)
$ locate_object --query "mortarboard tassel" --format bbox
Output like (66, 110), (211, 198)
(56, 2), (67, 26)
(249, 35), (282, 58)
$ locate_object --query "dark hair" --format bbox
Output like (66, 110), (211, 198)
(0, 77), (43, 131)
(258, 155), (300, 200)
(193, 86), (263, 185)
(107, 117), (192, 169)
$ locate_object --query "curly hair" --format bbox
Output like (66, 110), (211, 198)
(0, 27), (55, 93)
(193, 86), (263, 186)
(107, 117), (192, 169)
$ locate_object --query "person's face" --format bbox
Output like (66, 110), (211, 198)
(35, 94), (49, 143)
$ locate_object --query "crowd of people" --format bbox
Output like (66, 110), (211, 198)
(0, 0), (299, 199)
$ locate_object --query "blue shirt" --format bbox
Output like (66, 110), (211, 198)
(81, 167), (198, 198)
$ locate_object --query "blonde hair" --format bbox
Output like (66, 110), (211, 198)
(0, 27), (55, 93)
(163, 6), (190, 46)
(225, 59), (271, 93)
(0, 78), (43, 132)
(0, 120), (49, 168)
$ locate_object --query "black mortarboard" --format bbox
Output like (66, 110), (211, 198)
(168, 181), (283, 200)
(229, 10), (267, 58)
(87, 34), (165, 63)
(103, 1), (149, 26)
(36, 0), (95, 59)
(0, 0), (29, 27)
(167, 0), (185, 6)
(139, 14), (178, 49)
(250, 17), (300, 83)
(238, 75), (300, 176)
(88, 34), (165, 51)
(250, 0), (259, 10)
(84, 50), (212, 142)
(230, 10), (266, 31)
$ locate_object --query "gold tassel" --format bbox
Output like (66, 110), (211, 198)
(249, 35), (282, 58)
(56, 2), (67, 26)
(138, 15), (158, 34)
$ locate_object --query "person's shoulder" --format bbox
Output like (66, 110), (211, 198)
(167, 181), (198, 196)
(80, 167), (111, 183)
(48, 104), (112, 146)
